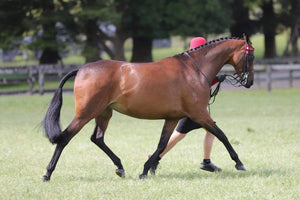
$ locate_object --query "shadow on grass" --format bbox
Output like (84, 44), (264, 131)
(157, 168), (291, 180)
(65, 167), (291, 183)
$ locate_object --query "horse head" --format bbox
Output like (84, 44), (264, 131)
(230, 34), (255, 88)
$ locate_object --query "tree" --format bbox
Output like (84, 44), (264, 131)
(0, 0), (78, 64)
(166, 0), (234, 37)
(281, 0), (300, 57)
(0, 0), (29, 49)
(246, 0), (300, 58)
(261, 0), (277, 58)
(118, 0), (170, 62)
(37, 0), (62, 64)
(76, 0), (117, 62)
(121, 0), (234, 62)
(230, 0), (258, 37)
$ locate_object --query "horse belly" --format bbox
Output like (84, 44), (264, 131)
(111, 88), (184, 119)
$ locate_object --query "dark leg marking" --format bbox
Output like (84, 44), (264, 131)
(139, 119), (178, 179)
(90, 110), (125, 177)
(206, 123), (246, 171)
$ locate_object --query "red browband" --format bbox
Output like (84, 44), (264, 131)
(245, 45), (255, 54)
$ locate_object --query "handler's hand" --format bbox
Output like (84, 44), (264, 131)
(216, 74), (226, 82)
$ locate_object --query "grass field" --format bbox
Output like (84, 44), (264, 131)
(0, 88), (300, 199)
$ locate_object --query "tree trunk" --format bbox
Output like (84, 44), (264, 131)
(230, 0), (253, 37)
(283, 22), (299, 57)
(291, 22), (299, 56)
(131, 37), (153, 62)
(39, 2), (61, 64)
(113, 28), (127, 61)
(262, 0), (277, 58)
(290, 0), (300, 56)
(82, 19), (101, 63)
(40, 48), (61, 64)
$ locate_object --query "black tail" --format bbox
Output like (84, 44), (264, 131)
(43, 69), (78, 144)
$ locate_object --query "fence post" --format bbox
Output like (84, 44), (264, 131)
(266, 65), (272, 92)
(27, 66), (34, 95)
(256, 71), (261, 88)
(38, 65), (44, 95)
(289, 70), (293, 88)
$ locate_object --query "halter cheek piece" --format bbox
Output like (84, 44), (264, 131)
(242, 45), (255, 73)
(231, 41), (255, 86)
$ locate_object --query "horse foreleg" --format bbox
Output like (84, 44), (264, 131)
(205, 122), (246, 171)
(139, 119), (178, 179)
(90, 110), (125, 177)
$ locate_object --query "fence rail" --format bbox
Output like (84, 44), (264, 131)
(0, 64), (79, 95)
(220, 63), (300, 92)
(1, 63), (300, 95)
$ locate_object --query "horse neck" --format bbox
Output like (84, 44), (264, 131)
(190, 40), (243, 84)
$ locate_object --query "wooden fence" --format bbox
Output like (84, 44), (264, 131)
(0, 64), (79, 95)
(220, 63), (300, 92)
(1, 61), (300, 95)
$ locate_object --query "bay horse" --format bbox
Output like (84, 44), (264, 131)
(42, 36), (255, 181)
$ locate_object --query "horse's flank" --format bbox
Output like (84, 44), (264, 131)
(73, 57), (202, 120)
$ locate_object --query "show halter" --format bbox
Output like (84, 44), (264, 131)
(225, 35), (255, 87)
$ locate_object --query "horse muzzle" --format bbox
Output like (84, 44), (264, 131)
(244, 72), (254, 88)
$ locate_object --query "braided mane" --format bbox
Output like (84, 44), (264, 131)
(173, 37), (243, 57)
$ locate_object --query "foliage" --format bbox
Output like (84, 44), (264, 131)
(0, 88), (300, 199)
(166, 0), (234, 37)
(0, 0), (29, 49)
(0, 0), (299, 63)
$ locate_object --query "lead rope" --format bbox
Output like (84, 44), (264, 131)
(184, 52), (211, 87)
(208, 81), (222, 114)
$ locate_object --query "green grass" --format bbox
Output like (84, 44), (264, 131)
(0, 88), (300, 199)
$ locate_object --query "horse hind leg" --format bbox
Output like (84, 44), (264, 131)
(90, 109), (125, 177)
(42, 116), (90, 181)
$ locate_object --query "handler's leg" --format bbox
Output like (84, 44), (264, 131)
(159, 132), (186, 158)
(140, 119), (178, 179)
(200, 131), (222, 172)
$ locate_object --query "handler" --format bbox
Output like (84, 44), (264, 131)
(153, 37), (226, 173)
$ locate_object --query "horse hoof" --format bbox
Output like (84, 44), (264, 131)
(139, 174), (147, 179)
(115, 169), (125, 178)
(149, 168), (155, 175)
(235, 164), (247, 171)
(42, 175), (50, 182)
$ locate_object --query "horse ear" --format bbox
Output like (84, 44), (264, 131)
(243, 33), (252, 45)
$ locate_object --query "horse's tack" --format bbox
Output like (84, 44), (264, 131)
(184, 52), (211, 87)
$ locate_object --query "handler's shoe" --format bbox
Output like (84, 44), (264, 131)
(200, 161), (222, 172)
